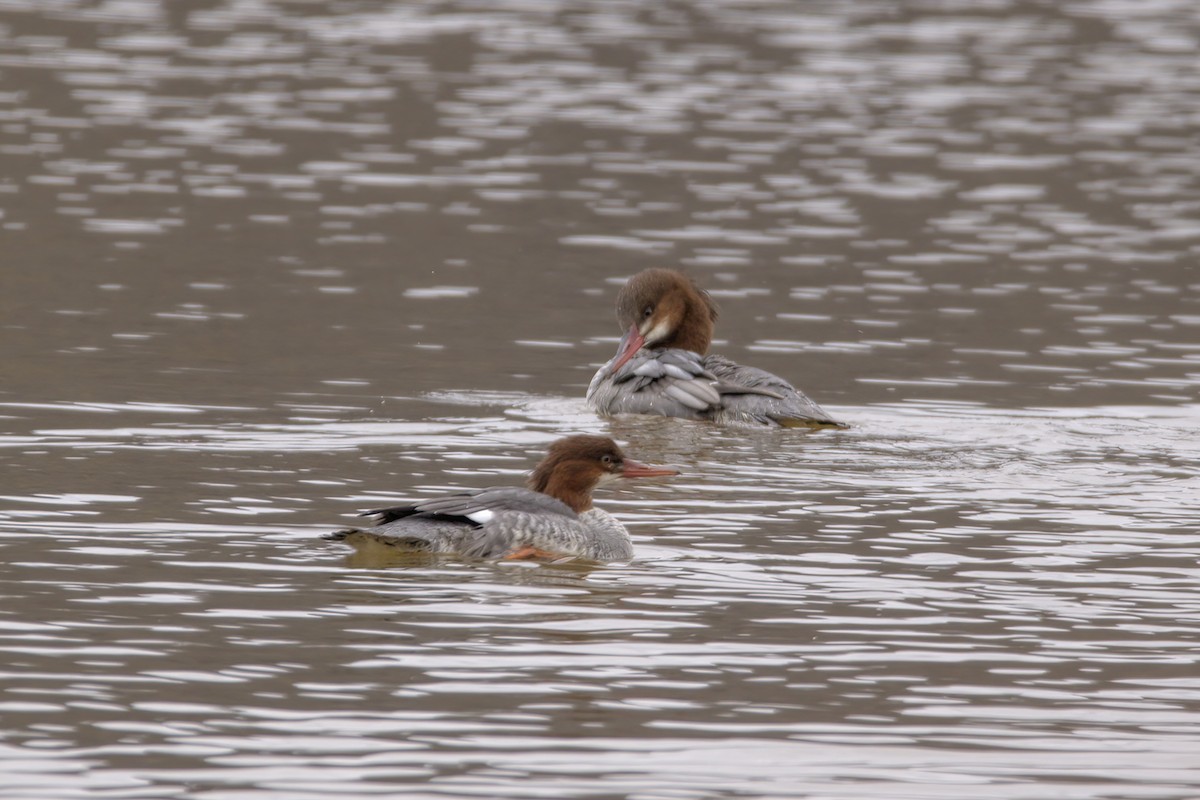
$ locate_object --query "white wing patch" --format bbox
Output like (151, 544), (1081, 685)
(466, 509), (495, 524)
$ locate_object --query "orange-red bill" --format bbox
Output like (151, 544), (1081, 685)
(621, 459), (680, 479)
(606, 323), (645, 376)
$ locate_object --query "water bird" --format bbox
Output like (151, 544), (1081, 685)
(325, 435), (678, 562)
(586, 268), (843, 427)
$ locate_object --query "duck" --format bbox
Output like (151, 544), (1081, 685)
(325, 435), (678, 562)
(586, 268), (843, 428)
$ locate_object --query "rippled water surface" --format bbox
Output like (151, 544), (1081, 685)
(2, 1), (1200, 797)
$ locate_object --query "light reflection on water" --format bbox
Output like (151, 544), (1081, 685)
(1, 396), (1199, 796)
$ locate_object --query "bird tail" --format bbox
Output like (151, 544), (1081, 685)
(323, 527), (436, 551)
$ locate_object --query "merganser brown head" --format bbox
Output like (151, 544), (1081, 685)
(528, 435), (678, 513)
(608, 268), (719, 375)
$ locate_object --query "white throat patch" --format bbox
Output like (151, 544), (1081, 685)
(596, 471), (622, 486)
(641, 318), (671, 346)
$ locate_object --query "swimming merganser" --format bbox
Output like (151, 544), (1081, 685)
(586, 268), (842, 428)
(325, 435), (678, 562)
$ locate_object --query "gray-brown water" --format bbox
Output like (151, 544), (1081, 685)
(2, 1), (1200, 798)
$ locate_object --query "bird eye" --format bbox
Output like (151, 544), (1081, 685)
(642, 305), (654, 318)
(601, 454), (613, 464)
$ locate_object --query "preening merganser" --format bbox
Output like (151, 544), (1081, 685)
(325, 435), (678, 562)
(587, 268), (843, 428)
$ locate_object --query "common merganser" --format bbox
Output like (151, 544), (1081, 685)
(325, 435), (678, 562)
(587, 268), (843, 428)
